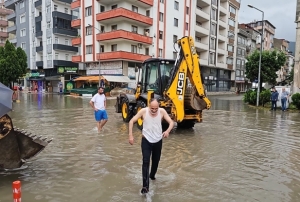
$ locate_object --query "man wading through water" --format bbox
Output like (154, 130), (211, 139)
(128, 98), (174, 194)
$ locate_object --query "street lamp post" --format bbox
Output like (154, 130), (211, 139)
(88, 24), (101, 87)
(248, 5), (264, 107)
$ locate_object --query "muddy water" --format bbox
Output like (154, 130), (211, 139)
(1, 93), (300, 202)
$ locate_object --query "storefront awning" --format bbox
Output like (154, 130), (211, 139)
(74, 76), (105, 82)
(45, 75), (62, 81)
(103, 75), (131, 83)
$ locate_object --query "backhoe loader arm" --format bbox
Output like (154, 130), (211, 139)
(164, 36), (211, 122)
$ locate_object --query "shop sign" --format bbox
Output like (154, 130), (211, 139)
(86, 69), (123, 75)
(26, 72), (40, 77)
(57, 67), (78, 74)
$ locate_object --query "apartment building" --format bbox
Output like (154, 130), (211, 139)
(5, 0), (79, 92)
(273, 38), (294, 85)
(294, 0), (300, 93)
(246, 20), (276, 51)
(70, 0), (240, 91)
(0, 0), (12, 46)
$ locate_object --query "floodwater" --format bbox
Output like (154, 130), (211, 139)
(1, 93), (300, 202)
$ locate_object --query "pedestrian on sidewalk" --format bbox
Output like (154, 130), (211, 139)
(89, 87), (108, 132)
(270, 87), (279, 110)
(128, 98), (174, 194)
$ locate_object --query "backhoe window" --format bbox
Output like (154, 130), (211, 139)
(143, 62), (159, 93)
(160, 62), (174, 92)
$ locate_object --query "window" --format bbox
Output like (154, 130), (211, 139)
(173, 35), (178, 43)
(20, 14), (25, 23)
(47, 22), (51, 28)
(185, 23), (189, 30)
(132, 5), (138, 12)
(237, 48), (241, 55)
(65, 39), (69, 45)
(227, 57), (233, 65)
(159, 49), (163, 57)
(55, 53), (59, 60)
(54, 5), (58, 11)
(86, 26), (92, 35)
(100, 45), (104, 52)
(212, 0), (217, 6)
(160, 0), (164, 3)
(64, 8), (68, 14)
(173, 52), (177, 59)
(21, 43), (25, 49)
(236, 59), (241, 68)
(145, 48), (149, 55)
(55, 37), (58, 44)
(46, 6), (50, 13)
(209, 52), (215, 64)
(229, 5), (236, 14)
(174, 1), (179, 10)
(186, 7), (189, 15)
(211, 8), (216, 20)
(131, 45), (137, 53)
(85, 7), (92, 16)
(111, 25), (117, 31)
(227, 44), (233, 52)
(100, 5), (105, 12)
(111, 44), (117, 51)
(159, 31), (163, 39)
(86, 45), (93, 54)
(228, 18), (235, 27)
(132, 25), (138, 33)
(47, 54), (52, 60)
(159, 12), (163, 22)
(65, 54), (69, 60)
(146, 10), (150, 16)
(20, 2), (24, 9)
(111, 5), (117, 9)
(47, 37), (52, 44)
(20, 29), (26, 37)
(228, 31), (234, 38)
(210, 38), (216, 50)
(174, 18), (178, 27)
(210, 23), (216, 35)
(236, 69), (240, 76)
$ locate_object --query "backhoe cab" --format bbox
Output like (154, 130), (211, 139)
(115, 36), (211, 129)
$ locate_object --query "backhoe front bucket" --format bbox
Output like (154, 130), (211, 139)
(0, 114), (52, 170)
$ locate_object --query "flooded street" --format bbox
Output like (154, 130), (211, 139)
(1, 93), (300, 202)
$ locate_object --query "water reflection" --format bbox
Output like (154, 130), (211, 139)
(0, 94), (300, 202)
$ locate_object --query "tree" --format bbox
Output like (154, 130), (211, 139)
(245, 49), (286, 91)
(0, 40), (27, 87)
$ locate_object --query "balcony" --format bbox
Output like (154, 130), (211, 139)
(71, 0), (81, 9)
(96, 8), (153, 26)
(72, 37), (81, 46)
(98, 0), (153, 7)
(36, 46), (43, 52)
(7, 12), (16, 21)
(4, 0), (17, 10)
(0, 20), (8, 27)
(53, 60), (79, 67)
(0, 31), (8, 38)
(53, 44), (78, 52)
(0, 8), (13, 16)
(195, 24), (209, 36)
(56, 0), (72, 4)
(36, 61), (43, 67)
(71, 19), (81, 28)
(97, 51), (151, 62)
(52, 11), (72, 21)
(35, 0), (42, 8)
(53, 28), (77, 37)
(7, 25), (16, 34)
(195, 41), (209, 52)
(96, 30), (152, 45)
(36, 31), (43, 38)
(9, 37), (16, 44)
(35, 15), (42, 22)
(72, 55), (82, 63)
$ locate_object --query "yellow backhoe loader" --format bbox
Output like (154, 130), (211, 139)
(115, 36), (211, 129)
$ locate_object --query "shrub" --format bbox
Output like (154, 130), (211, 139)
(260, 89), (271, 107)
(243, 89), (257, 105)
(291, 93), (300, 109)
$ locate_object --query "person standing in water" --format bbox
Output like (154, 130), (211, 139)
(89, 87), (108, 132)
(128, 98), (174, 194)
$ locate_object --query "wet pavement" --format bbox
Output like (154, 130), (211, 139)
(1, 93), (300, 202)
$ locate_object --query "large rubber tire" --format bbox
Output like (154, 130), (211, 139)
(177, 120), (195, 129)
(115, 98), (121, 113)
(121, 98), (133, 122)
(136, 100), (147, 130)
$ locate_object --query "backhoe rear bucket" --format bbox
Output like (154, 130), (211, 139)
(184, 86), (208, 111)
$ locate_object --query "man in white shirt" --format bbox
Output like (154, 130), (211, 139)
(89, 87), (108, 132)
(128, 98), (174, 194)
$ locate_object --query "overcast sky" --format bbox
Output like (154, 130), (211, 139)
(238, 0), (297, 42)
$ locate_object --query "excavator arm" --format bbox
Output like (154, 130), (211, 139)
(164, 36), (211, 122)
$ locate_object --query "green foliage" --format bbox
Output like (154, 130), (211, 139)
(0, 40), (27, 86)
(260, 89), (271, 107)
(291, 93), (300, 110)
(243, 89), (271, 106)
(245, 49), (286, 87)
